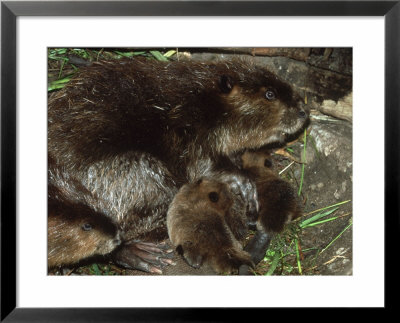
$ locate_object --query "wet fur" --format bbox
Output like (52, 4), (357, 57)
(241, 150), (303, 233)
(48, 57), (308, 270)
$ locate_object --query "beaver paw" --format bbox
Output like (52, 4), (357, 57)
(178, 242), (253, 274)
(210, 248), (254, 274)
(176, 244), (204, 269)
(113, 240), (175, 274)
(239, 230), (272, 275)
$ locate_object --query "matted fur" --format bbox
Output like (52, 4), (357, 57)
(48, 57), (308, 270)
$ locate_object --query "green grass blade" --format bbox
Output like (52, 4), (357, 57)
(163, 50), (176, 58)
(48, 56), (69, 62)
(49, 48), (67, 56)
(49, 77), (72, 85)
(150, 50), (169, 61)
(301, 216), (340, 228)
(114, 50), (147, 58)
(48, 84), (66, 91)
(58, 59), (66, 79)
(300, 207), (339, 228)
(320, 220), (353, 254)
(90, 263), (101, 275)
(71, 48), (90, 59)
(295, 239), (302, 275)
(304, 200), (351, 217)
(48, 48), (68, 60)
(265, 252), (281, 276)
(48, 76), (72, 91)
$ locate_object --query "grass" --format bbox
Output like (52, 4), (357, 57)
(47, 76), (73, 92)
(85, 263), (121, 276)
(300, 207), (341, 228)
(257, 198), (352, 276)
(265, 250), (281, 276)
(49, 262), (123, 276)
(320, 218), (352, 254)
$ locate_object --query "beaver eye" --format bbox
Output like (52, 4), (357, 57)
(265, 90), (276, 100)
(264, 159), (272, 168)
(208, 192), (219, 203)
(81, 223), (93, 231)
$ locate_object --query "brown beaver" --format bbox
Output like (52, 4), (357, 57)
(238, 150), (303, 274)
(167, 178), (252, 274)
(48, 57), (309, 273)
(242, 150), (303, 232)
(48, 196), (122, 268)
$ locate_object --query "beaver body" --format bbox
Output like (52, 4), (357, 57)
(167, 178), (252, 274)
(238, 150), (303, 274)
(48, 57), (308, 272)
(241, 150), (303, 233)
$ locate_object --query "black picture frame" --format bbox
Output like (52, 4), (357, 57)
(1, 1), (398, 321)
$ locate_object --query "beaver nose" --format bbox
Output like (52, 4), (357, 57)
(299, 109), (307, 119)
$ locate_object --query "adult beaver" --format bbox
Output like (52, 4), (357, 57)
(48, 57), (309, 273)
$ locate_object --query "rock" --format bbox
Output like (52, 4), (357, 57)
(319, 92), (352, 122)
(296, 116), (353, 275)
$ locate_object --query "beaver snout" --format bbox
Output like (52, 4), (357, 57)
(299, 109), (307, 119)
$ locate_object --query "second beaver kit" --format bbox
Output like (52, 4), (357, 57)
(238, 150), (303, 274)
(48, 56), (309, 273)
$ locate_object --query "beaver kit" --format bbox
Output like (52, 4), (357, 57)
(48, 195), (122, 268)
(238, 150), (303, 274)
(167, 178), (252, 274)
(241, 150), (303, 233)
(48, 57), (309, 273)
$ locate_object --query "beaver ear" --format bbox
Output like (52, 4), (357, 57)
(219, 75), (234, 93)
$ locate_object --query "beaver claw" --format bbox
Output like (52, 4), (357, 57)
(113, 240), (175, 274)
